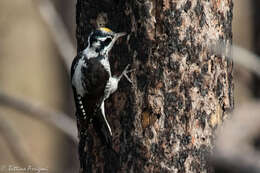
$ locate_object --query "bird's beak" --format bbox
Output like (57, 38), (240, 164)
(103, 32), (127, 55)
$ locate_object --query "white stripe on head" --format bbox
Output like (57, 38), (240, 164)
(83, 31), (98, 58)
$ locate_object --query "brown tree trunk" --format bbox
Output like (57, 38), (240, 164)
(253, 0), (260, 98)
(75, 0), (233, 172)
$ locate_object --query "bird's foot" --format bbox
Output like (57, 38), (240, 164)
(119, 64), (135, 84)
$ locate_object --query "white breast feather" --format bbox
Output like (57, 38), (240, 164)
(109, 77), (118, 95)
(104, 77), (118, 100)
(100, 58), (111, 76)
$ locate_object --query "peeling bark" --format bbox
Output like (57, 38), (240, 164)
(76, 0), (233, 172)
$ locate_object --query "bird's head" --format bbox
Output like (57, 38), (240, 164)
(86, 27), (126, 56)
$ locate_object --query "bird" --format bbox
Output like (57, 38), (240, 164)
(71, 27), (132, 145)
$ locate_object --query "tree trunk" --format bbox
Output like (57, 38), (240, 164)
(75, 0), (233, 172)
(252, 0), (260, 98)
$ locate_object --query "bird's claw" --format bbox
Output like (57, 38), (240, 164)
(120, 64), (135, 84)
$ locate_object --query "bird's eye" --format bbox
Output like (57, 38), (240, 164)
(104, 38), (112, 45)
(90, 37), (97, 46)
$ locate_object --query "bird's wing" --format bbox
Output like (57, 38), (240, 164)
(81, 57), (110, 115)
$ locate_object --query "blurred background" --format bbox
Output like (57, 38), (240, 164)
(0, 0), (259, 172)
(0, 0), (77, 172)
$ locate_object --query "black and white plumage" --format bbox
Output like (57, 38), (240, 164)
(71, 27), (132, 144)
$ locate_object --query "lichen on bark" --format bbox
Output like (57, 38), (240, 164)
(75, 0), (233, 172)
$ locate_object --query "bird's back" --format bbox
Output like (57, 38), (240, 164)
(82, 56), (110, 99)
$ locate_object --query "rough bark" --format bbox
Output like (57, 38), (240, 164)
(75, 0), (233, 173)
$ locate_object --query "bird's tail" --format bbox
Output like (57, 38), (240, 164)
(93, 109), (112, 146)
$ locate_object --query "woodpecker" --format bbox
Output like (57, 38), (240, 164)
(71, 27), (132, 144)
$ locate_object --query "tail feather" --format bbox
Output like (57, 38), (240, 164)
(93, 109), (112, 146)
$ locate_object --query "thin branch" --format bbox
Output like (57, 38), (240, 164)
(212, 101), (260, 173)
(33, 0), (78, 143)
(35, 0), (76, 71)
(210, 41), (260, 77)
(232, 45), (260, 77)
(0, 115), (36, 167)
(0, 89), (78, 143)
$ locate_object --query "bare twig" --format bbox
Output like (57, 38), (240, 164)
(0, 89), (78, 143)
(210, 41), (260, 77)
(35, 0), (76, 71)
(212, 101), (260, 173)
(232, 45), (260, 77)
(0, 115), (36, 167)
